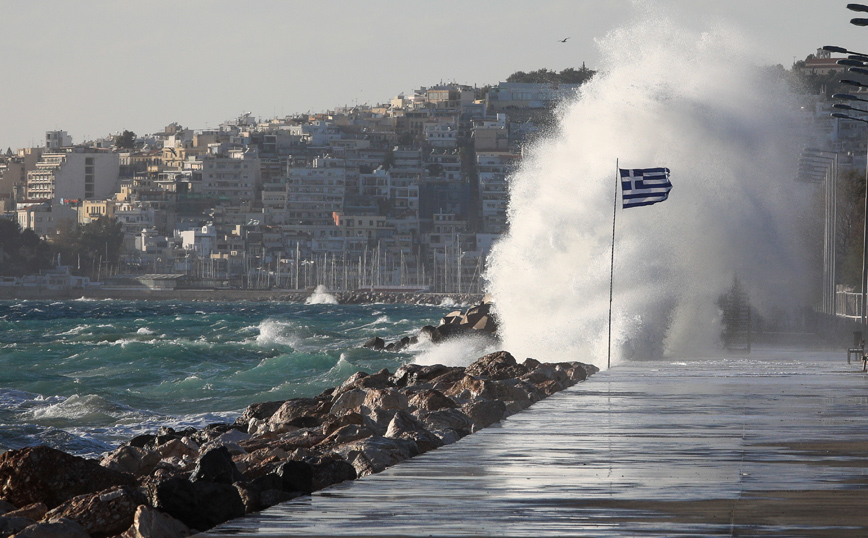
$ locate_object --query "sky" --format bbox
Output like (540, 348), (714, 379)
(0, 0), (864, 152)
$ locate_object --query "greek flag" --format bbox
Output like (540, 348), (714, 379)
(619, 167), (672, 208)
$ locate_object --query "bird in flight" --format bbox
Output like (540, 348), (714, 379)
(558, 37), (570, 43)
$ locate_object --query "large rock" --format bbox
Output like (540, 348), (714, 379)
(333, 436), (419, 477)
(9, 517), (90, 538)
(190, 447), (244, 484)
(443, 376), (530, 402)
(309, 456), (357, 491)
(320, 424), (375, 446)
(335, 369), (394, 395)
(465, 351), (528, 381)
(330, 389), (367, 416)
(407, 389), (458, 411)
(155, 438), (199, 460)
(321, 411), (378, 437)
(415, 408), (474, 437)
(43, 486), (145, 538)
(363, 388), (408, 412)
(0, 516), (36, 537)
(148, 476), (245, 532)
(0, 500), (16, 516)
(100, 445), (161, 476)
(390, 364), (462, 388)
(233, 400), (286, 429)
(462, 400), (507, 431)
(268, 398), (332, 427)
(385, 411), (444, 453)
(4, 503), (46, 521)
(0, 446), (135, 509)
(118, 505), (192, 538)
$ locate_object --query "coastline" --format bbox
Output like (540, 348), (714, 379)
(0, 286), (484, 305)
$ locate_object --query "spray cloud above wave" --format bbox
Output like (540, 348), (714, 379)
(485, 10), (816, 368)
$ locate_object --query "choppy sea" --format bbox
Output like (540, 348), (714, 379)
(0, 298), (497, 459)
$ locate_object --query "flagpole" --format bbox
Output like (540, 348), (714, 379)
(608, 160), (618, 369)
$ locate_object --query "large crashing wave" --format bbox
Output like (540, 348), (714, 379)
(485, 10), (816, 368)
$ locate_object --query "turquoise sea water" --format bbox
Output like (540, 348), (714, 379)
(0, 299), (464, 458)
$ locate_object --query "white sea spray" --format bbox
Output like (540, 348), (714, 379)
(485, 8), (815, 369)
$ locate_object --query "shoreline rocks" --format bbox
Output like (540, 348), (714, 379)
(0, 349), (597, 537)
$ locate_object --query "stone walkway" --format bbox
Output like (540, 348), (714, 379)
(205, 348), (868, 537)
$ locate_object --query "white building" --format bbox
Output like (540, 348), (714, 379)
(25, 148), (120, 203)
(178, 225), (217, 257)
(286, 157), (346, 225)
(16, 202), (77, 237)
(183, 149), (261, 205)
(477, 152), (519, 234)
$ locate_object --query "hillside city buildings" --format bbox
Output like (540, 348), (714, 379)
(0, 62), (861, 292)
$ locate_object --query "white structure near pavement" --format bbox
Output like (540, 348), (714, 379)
(178, 225), (217, 257)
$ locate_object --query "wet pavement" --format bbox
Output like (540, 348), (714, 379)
(204, 347), (868, 537)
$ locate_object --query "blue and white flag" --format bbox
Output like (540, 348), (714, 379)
(619, 167), (672, 208)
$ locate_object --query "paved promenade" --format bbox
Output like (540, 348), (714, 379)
(206, 347), (868, 537)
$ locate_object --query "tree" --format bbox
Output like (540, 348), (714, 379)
(505, 66), (596, 85)
(52, 217), (125, 277)
(0, 219), (54, 276)
(114, 130), (136, 150)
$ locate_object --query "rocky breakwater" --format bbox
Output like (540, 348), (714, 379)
(364, 299), (498, 352)
(0, 351), (597, 538)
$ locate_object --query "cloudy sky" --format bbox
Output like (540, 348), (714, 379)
(0, 0), (862, 151)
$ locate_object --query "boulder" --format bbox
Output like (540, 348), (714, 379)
(268, 398), (332, 427)
(156, 438), (199, 460)
(390, 363), (460, 387)
(462, 400), (507, 431)
(362, 337), (385, 350)
(363, 388), (408, 412)
(308, 456), (357, 491)
(429, 369), (470, 392)
(0, 515), (35, 537)
(361, 407), (397, 436)
(244, 474), (303, 511)
(330, 389), (367, 416)
(443, 376), (530, 402)
(465, 351), (528, 381)
(414, 408), (473, 437)
(9, 517), (90, 538)
(3, 503), (46, 521)
(190, 447), (244, 484)
(273, 460), (314, 494)
(43, 486), (145, 538)
(335, 369), (394, 396)
(384, 411), (444, 454)
(233, 400), (286, 429)
(407, 389), (458, 411)
(100, 445), (161, 476)
(321, 411), (378, 437)
(118, 505), (192, 538)
(148, 476), (245, 532)
(0, 446), (135, 509)
(320, 424), (375, 446)
(0, 501), (16, 516)
(333, 436), (419, 477)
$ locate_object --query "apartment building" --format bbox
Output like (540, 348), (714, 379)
(25, 148), (120, 203)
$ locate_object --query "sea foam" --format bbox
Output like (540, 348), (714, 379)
(485, 8), (814, 369)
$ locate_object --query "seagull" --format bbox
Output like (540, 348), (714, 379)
(558, 37), (570, 43)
